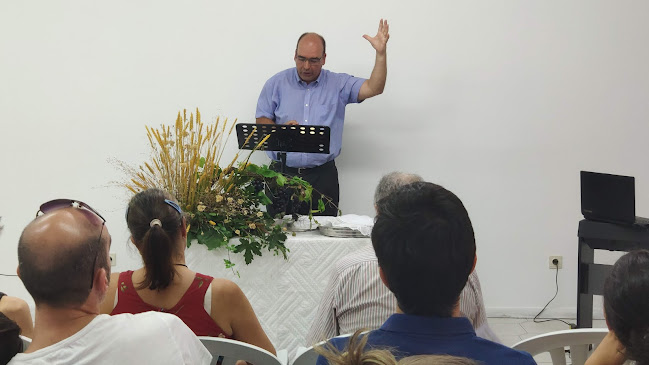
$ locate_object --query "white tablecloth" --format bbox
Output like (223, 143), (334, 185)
(185, 230), (370, 354)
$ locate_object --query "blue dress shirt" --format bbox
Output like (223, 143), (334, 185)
(317, 314), (537, 365)
(256, 68), (366, 168)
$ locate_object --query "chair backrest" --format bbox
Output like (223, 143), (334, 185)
(20, 335), (31, 352)
(198, 336), (282, 365)
(512, 328), (608, 365)
(293, 333), (356, 365)
(293, 345), (319, 365)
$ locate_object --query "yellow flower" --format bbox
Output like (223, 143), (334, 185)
(215, 195), (223, 203)
(197, 204), (206, 212)
(282, 227), (287, 231)
(243, 209), (248, 215)
(235, 229), (240, 235)
(224, 219), (230, 224)
(209, 220), (216, 226)
(257, 211), (264, 217)
(227, 197), (234, 203)
(237, 199), (244, 205)
(249, 223), (256, 229)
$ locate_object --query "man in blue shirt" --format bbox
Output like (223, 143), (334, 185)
(256, 20), (389, 216)
(316, 182), (537, 365)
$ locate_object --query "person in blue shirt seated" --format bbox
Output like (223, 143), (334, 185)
(316, 181), (536, 365)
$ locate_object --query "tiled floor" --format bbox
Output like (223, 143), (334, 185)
(488, 317), (607, 364)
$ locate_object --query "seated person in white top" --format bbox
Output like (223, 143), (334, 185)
(306, 172), (499, 344)
(9, 199), (211, 365)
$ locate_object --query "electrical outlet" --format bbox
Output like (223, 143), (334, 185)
(110, 253), (116, 267)
(549, 255), (563, 269)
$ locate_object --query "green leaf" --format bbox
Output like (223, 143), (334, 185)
(243, 250), (254, 265)
(244, 163), (260, 174)
(304, 185), (313, 200)
(224, 259), (235, 269)
(275, 174), (287, 186)
(318, 198), (325, 212)
(257, 191), (272, 205)
(199, 157), (206, 168)
(197, 229), (227, 250)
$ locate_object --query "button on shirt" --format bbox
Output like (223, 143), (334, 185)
(317, 314), (537, 365)
(256, 68), (366, 168)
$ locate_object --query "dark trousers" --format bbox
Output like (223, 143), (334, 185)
(269, 160), (339, 216)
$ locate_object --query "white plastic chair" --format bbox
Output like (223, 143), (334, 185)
(20, 335), (31, 352)
(198, 336), (285, 365)
(293, 333), (356, 365)
(512, 328), (608, 365)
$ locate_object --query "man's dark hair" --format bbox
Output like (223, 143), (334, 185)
(372, 181), (476, 317)
(604, 249), (649, 365)
(17, 219), (109, 308)
(296, 32), (326, 56)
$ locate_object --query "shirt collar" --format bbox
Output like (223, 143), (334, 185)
(380, 313), (476, 337)
(293, 68), (325, 87)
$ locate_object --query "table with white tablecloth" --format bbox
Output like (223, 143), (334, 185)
(185, 230), (370, 354)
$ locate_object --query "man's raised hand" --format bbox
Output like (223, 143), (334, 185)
(363, 19), (389, 55)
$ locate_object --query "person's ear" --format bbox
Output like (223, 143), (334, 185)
(181, 217), (188, 239)
(471, 254), (477, 273)
(94, 267), (109, 293)
(16, 266), (20, 278)
(379, 267), (389, 289)
(321, 53), (326, 65)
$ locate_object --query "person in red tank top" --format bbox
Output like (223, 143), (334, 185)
(99, 188), (275, 354)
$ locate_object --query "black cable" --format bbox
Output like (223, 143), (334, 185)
(0, 273), (19, 277)
(533, 264), (576, 328)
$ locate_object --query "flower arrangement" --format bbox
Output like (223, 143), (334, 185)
(120, 108), (324, 270)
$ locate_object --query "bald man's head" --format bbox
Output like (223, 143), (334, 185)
(18, 207), (110, 308)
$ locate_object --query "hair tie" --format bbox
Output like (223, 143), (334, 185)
(150, 219), (162, 228)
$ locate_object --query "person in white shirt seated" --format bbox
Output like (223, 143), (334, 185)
(307, 172), (499, 344)
(8, 199), (211, 365)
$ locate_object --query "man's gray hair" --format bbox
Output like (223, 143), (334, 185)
(373, 172), (424, 205)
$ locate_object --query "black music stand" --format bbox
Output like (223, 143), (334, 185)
(236, 123), (330, 173)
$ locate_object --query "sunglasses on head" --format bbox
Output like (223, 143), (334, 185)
(36, 199), (106, 289)
(37, 199), (106, 225)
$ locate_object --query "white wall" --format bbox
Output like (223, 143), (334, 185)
(1, 0), (648, 319)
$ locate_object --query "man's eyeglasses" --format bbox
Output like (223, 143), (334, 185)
(36, 199), (106, 289)
(296, 56), (322, 65)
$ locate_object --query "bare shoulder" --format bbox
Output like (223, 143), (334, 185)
(0, 295), (29, 314)
(210, 277), (244, 297)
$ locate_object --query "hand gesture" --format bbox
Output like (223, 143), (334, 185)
(363, 19), (389, 55)
(285, 120), (299, 125)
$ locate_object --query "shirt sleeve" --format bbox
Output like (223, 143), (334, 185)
(306, 268), (340, 345)
(255, 77), (277, 120)
(338, 73), (366, 105)
(161, 314), (213, 365)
